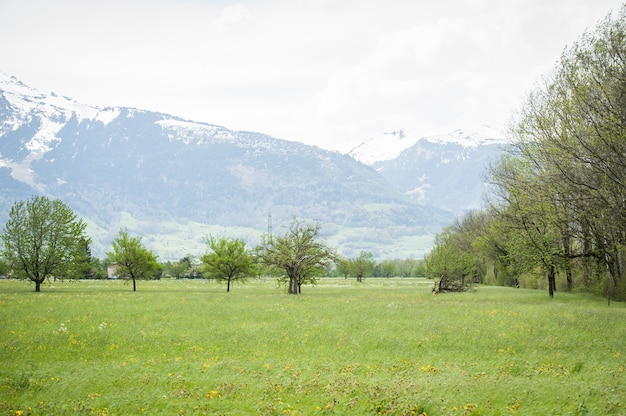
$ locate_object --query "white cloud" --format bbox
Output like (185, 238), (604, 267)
(0, 0), (623, 151)
(214, 3), (252, 31)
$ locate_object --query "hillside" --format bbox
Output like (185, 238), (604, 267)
(349, 127), (505, 215)
(0, 73), (451, 260)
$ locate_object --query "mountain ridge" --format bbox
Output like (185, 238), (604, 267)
(1, 73), (457, 260)
(348, 125), (505, 165)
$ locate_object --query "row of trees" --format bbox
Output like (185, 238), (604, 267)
(0, 195), (424, 294)
(425, 7), (626, 302)
(163, 253), (423, 281)
(0, 196), (160, 292)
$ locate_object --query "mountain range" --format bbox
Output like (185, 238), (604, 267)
(349, 127), (504, 214)
(0, 73), (505, 260)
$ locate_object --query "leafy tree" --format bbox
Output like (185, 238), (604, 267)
(486, 7), (626, 300)
(163, 255), (199, 279)
(200, 236), (256, 292)
(409, 260), (427, 277)
(488, 155), (568, 296)
(425, 227), (477, 293)
(335, 256), (351, 279)
(89, 257), (109, 279)
(162, 260), (188, 279)
(107, 229), (160, 292)
(0, 196), (89, 292)
(394, 258), (422, 277)
(257, 219), (336, 294)
(78, 237), (94, 279)
(0, 256), (10, 277)
(349, 251), (376, 282)
(379, 260), (396, 278)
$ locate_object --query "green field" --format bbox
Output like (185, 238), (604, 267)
(1, 278), (624, 415)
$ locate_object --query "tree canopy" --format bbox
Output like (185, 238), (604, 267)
(257, 219), (336, 294)
(425, 7), (626, 300)
(0, 195), (89, 291)
(349, 251), (376, 282)
(107, 229), (160, 291)
(201, 236), (256, 292)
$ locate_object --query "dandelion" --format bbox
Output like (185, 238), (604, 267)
(206, 390), (220, 399)
(420, 364), (437, 373)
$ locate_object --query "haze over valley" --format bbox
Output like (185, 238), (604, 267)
(0, 73), (504, 260)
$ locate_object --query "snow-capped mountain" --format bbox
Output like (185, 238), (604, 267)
(348, 126), (504, 165)
(348, 129), (419, 165)
(348, 126), (506, 215)
(375, 137), (504, 215)
(0, 73), (452, 259)
(0, 72), (120, 185)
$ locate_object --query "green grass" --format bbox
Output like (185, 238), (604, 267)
(1, 278), (624, 415)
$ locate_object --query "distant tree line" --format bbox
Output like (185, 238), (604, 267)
(0, 196), (425, 294)
(425, 8), (626, 302)
(4, 8), (623, 300)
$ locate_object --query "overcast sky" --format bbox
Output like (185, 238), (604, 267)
(1, 0), (623, 151)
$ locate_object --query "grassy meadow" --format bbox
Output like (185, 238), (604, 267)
(1, 278), (624, 415)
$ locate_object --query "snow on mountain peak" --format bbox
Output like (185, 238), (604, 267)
(156, 118), (237, 145)
(0, 72), (122, 185)
(348, 125), (505, 165)
(0, 71), (120, 126)
(348, 128), (421, 165)
(426, 126), (504, 147)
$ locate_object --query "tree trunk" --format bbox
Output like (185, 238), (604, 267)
(132, 277), (137, 292)
(562, 232), (573, 291)
(581, 221), (591, 289)
(439, 274), (446, 292)
(493, 262), (498, 284)
(288, 276), (298, 294)
(582, 255), (590, 289)
(547, 265), (556, 298)
(35, 281), (41, 292)
(566, 269), (573, 292)
(227, 278), (231, 292)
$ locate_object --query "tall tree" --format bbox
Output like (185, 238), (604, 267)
(335, 256), (351, 279)
(425, 226), (476, 293)
(163, 255), (199, 279)
(107, 229), (159, 292)
(349, 251), (376, 282)
(201, 236), (256, 292)
(257, 219), (336, 294)
(494, 6), (626, 300)
(379, 260), (396, 278)
(0, 257), (10, 277)
(488, 155), (567, 297)
(0, 195), (89, 292)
